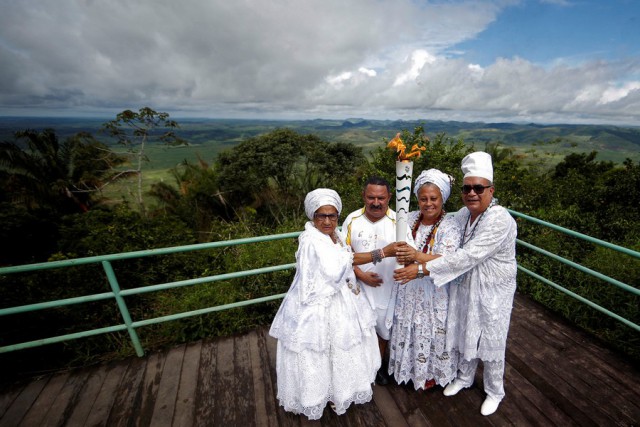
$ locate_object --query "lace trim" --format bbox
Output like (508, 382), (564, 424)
(279, 388), (374, 420)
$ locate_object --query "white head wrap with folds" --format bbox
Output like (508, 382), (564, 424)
(413, 168), (454, 203)
(461, 151), (493, 182)
(304, 188), (342, 220)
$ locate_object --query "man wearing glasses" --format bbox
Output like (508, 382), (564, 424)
(397, 152), (518, 416)
(341, 176), (397, 386)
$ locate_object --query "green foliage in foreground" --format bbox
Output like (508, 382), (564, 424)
(0, 120), (638, 381)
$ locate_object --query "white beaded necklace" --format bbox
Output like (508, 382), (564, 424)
(461, 198), (497, 248)
(333, 231), (360, 295)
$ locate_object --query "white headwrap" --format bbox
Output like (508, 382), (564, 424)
(304, 188), (342, 220)
(461, 152), (493, 182)
(413, 168), (453, 203)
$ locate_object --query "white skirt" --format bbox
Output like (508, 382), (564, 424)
(275, 290), (380, 420)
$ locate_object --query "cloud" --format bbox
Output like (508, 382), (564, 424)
(599, 82), (640, 105)
(393, 50), (436, 87)
(359, 67), (377, 77)
(0, 0), (638, 124)
(539, 0), (572, 6)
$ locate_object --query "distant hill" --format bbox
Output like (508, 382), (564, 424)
(1, 117), (638, 164)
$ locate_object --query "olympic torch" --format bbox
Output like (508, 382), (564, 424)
(387, 133), (427, 267)
(395, 159), (413, 243)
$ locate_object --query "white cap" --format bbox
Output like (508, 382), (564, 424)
(461, 152), (493, 182)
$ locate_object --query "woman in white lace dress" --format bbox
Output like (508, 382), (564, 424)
(269, 188), (397, 420)
(387, 169), (462, 390)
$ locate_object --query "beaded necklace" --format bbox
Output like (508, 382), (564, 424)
(411, 211), (445, 254)
(334, 231), (361, 295)
(461, 198), (497, 248)
(332, 231), (344, 247)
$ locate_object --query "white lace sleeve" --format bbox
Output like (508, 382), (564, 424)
(296, 230), (351, 305)
(433, 215), (462, 256)
(427, 207), (516, 287)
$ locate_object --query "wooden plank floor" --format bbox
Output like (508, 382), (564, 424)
(1, 292), (639, 426)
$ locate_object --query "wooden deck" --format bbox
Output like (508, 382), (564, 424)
(1, 292), (639, 426)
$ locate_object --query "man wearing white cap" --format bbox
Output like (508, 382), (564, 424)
(395, 152), (517, 416)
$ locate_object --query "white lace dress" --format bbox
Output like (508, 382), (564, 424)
(269, 222), (380, 420)
(386, 212), (462, 389)
(427, 205), (518, 363)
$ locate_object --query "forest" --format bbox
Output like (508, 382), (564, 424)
(0, 108), (638, 380)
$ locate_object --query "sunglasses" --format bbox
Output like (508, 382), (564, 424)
(314, 213), (339, 221)
(461, 184), (492, 194)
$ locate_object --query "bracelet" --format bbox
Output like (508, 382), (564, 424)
(371, 249), (380, 264)
(371, 248), (384, 265)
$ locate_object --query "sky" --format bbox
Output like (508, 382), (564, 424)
(1, 0), (639, 125)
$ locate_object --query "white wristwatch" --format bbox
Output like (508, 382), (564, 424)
(416, 263), (425, 279)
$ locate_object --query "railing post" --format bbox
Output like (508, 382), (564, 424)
(102, 261), (145, 357)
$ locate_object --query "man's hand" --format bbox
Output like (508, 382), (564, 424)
(382, 241), (407, 258)
(357, 270), (384, 287)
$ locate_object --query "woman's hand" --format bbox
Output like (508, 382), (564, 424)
(393, 263), (419, 284)
(396, 244), (417, 265)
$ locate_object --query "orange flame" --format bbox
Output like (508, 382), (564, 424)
(387, 133), (427, 161)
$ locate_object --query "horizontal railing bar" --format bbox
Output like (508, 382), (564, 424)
(508, 209), (640, 259)
(0, 265), (296, 316)
(0, 324), (129, 353)
(516, 239), (640, 296)
(0, 293), (288, 353)
(0, 231), (302, 275)
(0, 292), (115, 316)
(517, 265), (640, 333)
(119, 264), (296, 296)
(132, 293), (288, 328)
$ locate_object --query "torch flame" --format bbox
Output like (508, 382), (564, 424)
(387, 133), (427, 161)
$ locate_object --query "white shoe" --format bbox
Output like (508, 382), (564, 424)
(480, 396), (501, 416)
(443, 379), (465, 397)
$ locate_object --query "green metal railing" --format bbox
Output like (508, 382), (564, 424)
(0, 232), (301, 357)
(0, 210), (638, 358)
(507, 209), (640, 333)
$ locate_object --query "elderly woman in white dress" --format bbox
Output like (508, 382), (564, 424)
(270, 188), (397, 420)
(387, 169), (462, 390)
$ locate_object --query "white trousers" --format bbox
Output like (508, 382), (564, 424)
(456, 358), (505, 400)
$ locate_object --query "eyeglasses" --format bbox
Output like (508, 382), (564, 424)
(461, 184), (492, 194)
(314, 213), (339, 221)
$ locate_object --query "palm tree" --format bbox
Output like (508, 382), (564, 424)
(0, 129), (127, 214)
